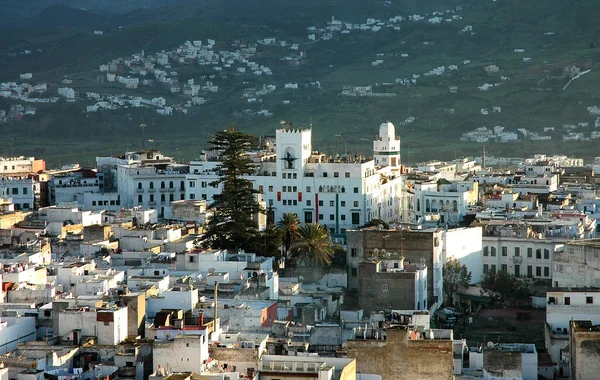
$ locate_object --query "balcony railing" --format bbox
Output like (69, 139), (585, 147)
(258, 361), (325, 373)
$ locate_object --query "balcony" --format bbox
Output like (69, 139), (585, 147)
(136, 188), (144, 193)
(148, 188), (156, 193)
(159, 188), (168, 192)
(148, 201), (156, 206)
(168, 188), (176, 192)
(258, 360), (325, 374)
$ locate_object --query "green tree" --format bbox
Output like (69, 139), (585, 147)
(277, 213), (300, 259)
(248, 224), (283, 258)
(443, 258), (472, 304)
(290, 223), (334, 266)
(361, 218), (390, 229)
(201, 126), (263, 250)
(480, 271), (531, 306)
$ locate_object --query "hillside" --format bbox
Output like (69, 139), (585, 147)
(1, 0), (600, 166)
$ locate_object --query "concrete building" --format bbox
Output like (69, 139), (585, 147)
(153, 334), (210, 374)
(569, 320), (600, 380)
(347, 227), (443, 310)
(0, 177), (36, 210)
(344, 325), (454, 379)
(0, 157), (45, 177)
(48, 169), (101, 205)
(469, 343), (537, 380)
(358, 258), (427, 313)
(0, 314), (36, 354)
(553, 239), (600, 288)
(545, 289), (600, 364)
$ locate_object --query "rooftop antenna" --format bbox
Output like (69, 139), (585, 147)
(482, 144), (486, 170)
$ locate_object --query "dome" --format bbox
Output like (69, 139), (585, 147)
(379, 121), (395, 140)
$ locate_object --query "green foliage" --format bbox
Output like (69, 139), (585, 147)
(330, 244), (347, 268)
(443, 257), (472, 303)
(201, 126), (264, 250)
(290, 223), (334, 266)
(276, 213), (301, 259)
(248, 224), (283, 258)
(361, 219), (389, 230)
(480, 271), (532, 307)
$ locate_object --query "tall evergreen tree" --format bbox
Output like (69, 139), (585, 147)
(202, 126), (263, 250)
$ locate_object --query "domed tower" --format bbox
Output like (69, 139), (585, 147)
(373, 121), (401, 168)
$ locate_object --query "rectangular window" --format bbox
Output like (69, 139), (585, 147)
(304, 211), (313, 223)
(354, 187), (359, 193)
(565, 297), (570, 305)
(341, 201), (346, 207)
(527, 265), (533, 278)
(161, 194), (166, 202)
(353, 201), (359, 207)
(334, 172), (339, 178)
(293, 173), (297, 179)
(92, 201), (97, 206)
(319, 214), (323, 220)
(12, 188), (18, 195)
(490, 265), (496, 274)
(502, 247), (507, 256)
(382, 284), (388, 292)
(536, 266), (541, 277)
(514, 265), (520, 277)
(319, 200), (323, 206)
(514, 247), (520, 257)
(536, 249), (542, 259)
(22, 187), (28, 195)
(482, 264), (488, 274)
(345, 172), (350, 178)
(527, 248), (533, 258)
(483, 247), (489, 256)
(587, 296), (594, 304)
(189, 181), (196, 188)
(544, 249), (550, 260)
(190, 194), (195, 200)
(323, 172), (328, 177)
(351, 248), (357, 257)
(544, 267), (550, 277)
(149, 194), (154, 202)
(306, 186), (311, 192)
(329, 214), (334, 221)
(138, 195), (143, 203)
(269, 186), (274, 192)
(330, 200), (334, 207)
(352, 212), (360, 225)
(501, 264), (507, 272)
(306, 200), (311, 206)
(341, 215), (346, 221)
(351, 268), (357, 276)
(283, 200), (287, 205)
(169, 194), (174, 202)
(201, 182), (207, 188)
(293, 200), (297, 206)
(491, 248), (496, 257)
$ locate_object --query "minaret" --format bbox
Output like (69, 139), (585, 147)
(373, 121), (401, 168)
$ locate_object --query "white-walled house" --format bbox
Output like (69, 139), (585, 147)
(443, 227), (483, 284)
(545, 289), (600, 364)
(153, 334), (209, 374)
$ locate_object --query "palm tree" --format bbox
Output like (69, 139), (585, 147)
(276, 213), (300, 259)
(290, 223), (334, 266)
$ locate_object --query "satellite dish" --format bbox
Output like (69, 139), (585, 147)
(298, 275), (304, 282)
(377, 224), (384, 230)
(165, 332), (171, 340)
(288, 331), (294, 338)
(386, 251), (391, 257)
(487, 341), (495, 348)
(381, 249), (387, 256)
(420, 258), (426, 265)
(373, 248), (380, 255)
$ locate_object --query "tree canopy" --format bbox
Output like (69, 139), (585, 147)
(201, 126), (264, 250)
(290, 223), (334, 266)
(480, 271), (532, 307)
(277, 213), (300, 259)
(443, 257), (472, 304)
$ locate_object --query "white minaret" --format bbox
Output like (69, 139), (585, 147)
(373, 121), (401, 168)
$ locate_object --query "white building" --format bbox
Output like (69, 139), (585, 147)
(187, 122), (403, 235)
(153, 334), (209, 374)
(545, 289), (600, 363)
(0, 177), (35, 210)
(553, 240), (600, 288)
(0, 315), (36, 354)
(443, 227), (483, 283)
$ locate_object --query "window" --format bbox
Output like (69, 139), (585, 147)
(502, 247), (507, 256)
(22, 187), (27, 195)
(565, 297), (570, 305)
(334, 172), (339, 178)
(149, 182), (154, 189)
(341, 215), (346, 221)
(319, 214), (323, 220)
(501, 264), (507, 272)
(323, 172), (328, 177)
(201, 181), (206, 188)
(490, 265), (496, 274)
(536, 266), (542, 277)
(351, 268), (357, 276)
(189, 256), (195, 263)
(306, 200), (311, 206)
(490, 247), (496, 257)
(352, 212), (360, 225)
(283, 200), (287, 205)
(329, 214), (335, 221)
(351, 248), (357, 257)
(527, 248), (533, 258)
(306, 186), (311, 192)
(536, 249), (542, 259)
(544, 249), (550, 260)
(169, 194), (174, 202)
(483, 247), (489, 256)
(137, 182), (142, 189)
(345, 172), (350, 178)
(319, 200), (323, 206)
(382, 284), (388, 292)
(190, 194), (196, 200)
(92, 201), (97, 206)
(353, 201), (359, 207)
(354, 187), (359, 193)
(293, 173), (297, 179)
(514, 265), (520, 277)
(417, 199), (421, 212)
(138, 195), (143, 203)
(268, 186), (274, 192)
(330, 200), (334, 207)
(587, 296), (594, 304)
(149, 194), (154, 202)
(527, 265), (533, 278)
(169, 181), (174, 188)
(426, 199), (431, 212)
(304, 211), (313, 223)
(161, 181), (166, 188)
(341, 201), (346, 207)
(161, 194), (166, 202)
(514, 247), (520, 257)
(12, 188), (18, 195)
(544, 267), (550, 277)
(189, 181), (196, 188)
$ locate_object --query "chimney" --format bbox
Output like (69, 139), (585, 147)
(198, 312), (204, 327)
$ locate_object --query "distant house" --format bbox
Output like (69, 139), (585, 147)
(484, 65), (500, 73)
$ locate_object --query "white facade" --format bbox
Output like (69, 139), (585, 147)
(553, 240), (600, 288)
(49, 170), (101, 205)
(443, 227), (483, 284)
(146, 287), (199, 320)
(153, 335), (209, 374)
(0, 178), (35, 210)
(0, 316), (36, 354)
(545, 289), (600, 363)
(406, 181), (478, 227)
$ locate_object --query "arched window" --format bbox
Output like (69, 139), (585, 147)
(453, 200), (458, 211)
(149, 182), (154, 189)
(483, 247), (489, 256)
(137, 182), (142, 189)
(417, 199), (421, 212)
(431, 200), (438, 212)
(169, 181), (174, 189)
(490, 247), (497, 257)
(180, 181), (185, 190)
(161, 181), (165, 189)
(445, 200), (451, 211)
(426, 199), (431, 212)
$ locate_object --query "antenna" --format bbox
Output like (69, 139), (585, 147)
(140, 124), (146, 151)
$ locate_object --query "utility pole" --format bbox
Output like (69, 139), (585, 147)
(140, 123), (146, 151)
